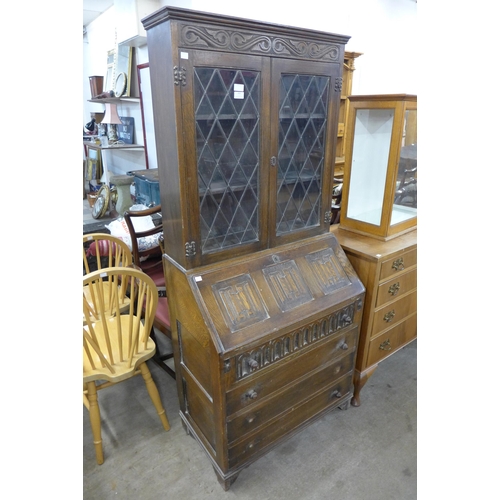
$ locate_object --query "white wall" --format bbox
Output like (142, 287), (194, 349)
(83, 0), (417, 175)
(188, 0), (418, 94)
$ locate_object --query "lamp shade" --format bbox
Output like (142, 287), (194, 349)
(101, 103), (123, 125)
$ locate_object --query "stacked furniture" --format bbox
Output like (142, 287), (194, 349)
(333, 94), (417, 405)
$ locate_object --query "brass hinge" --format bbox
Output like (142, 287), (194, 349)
(173, 66), (187, 86)
(185, 241), (196, 257)
(335, 77), (343, 92)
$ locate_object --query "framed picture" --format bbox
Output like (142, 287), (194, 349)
(104, 49), (115, 93)
(137, 63), (158, 169)
(117, 116), (134, 144)
(115, 46), (134, 97)
(85, 145), (102, 181)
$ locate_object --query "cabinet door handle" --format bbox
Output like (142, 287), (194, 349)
(270, 156), (277, 166)
(388, 282), (400, 296)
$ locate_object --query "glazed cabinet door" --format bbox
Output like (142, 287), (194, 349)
(179, 50), (272, 267)
(269, 58), (340, 247)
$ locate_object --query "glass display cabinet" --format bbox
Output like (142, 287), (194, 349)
(339, 94), (417, 240)
(143, 6), (349, 270)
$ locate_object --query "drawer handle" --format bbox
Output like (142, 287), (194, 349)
(246, 441), (257, 451)
(340, 341), (349, 350)
(379, 339), (392, 351)
(246, 414), (257, 424)
(392, 258), (405, 271)
(388, 282), (400, 296)
(383, 310), (396, 322)
(248, 359), (259, 370)
(330, 390), (343, 399)
(245, 390), (258, 400)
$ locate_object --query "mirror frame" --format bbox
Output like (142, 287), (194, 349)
(114, 45), (133, 97)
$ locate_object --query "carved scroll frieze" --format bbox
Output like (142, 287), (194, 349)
(235, 301), (359, 380)
(180, 24), (341, 62)
(305, 247), (350, 295)
(212, 274), (269, 333)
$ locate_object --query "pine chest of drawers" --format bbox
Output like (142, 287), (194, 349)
(163, 233), (365, 489)
(331, 226), (417, 406)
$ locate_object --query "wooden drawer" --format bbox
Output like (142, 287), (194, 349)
(227, 350), (355, 444)
(371, 290), (417, 337)
(379, 248), (417, 282)
(366, 313), (417, 367)
(225, 326), (358, 416)
(375, 268), (417, 308)
(227, 373), (353, 468)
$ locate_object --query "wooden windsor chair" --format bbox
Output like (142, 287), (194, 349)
(83, 266), (170, 464)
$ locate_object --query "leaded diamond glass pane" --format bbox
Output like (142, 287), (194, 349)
(276, 74), (329, 234)
(195, 68), (260, 254)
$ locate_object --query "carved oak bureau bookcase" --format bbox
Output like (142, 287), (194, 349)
(142, 6), (364, 489)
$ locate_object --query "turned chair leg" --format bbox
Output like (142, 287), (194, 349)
(139, 363), (170, 431)
(86, 381), (104, 464)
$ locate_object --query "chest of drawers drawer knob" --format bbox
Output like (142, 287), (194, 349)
(340, 313), (352, 326)
(245, 390), (259, 400)
(388, 282), (400, 296)
(379, 339), (392, 351)
(246, 440), (260, 452)
(248, 359), (259, 370)
(245, 414), (257, 424)
(392, 257), (405, 271)
(340, 341), (349, 350)
(383, 310), (396, 323)
(330, 390), (343, 399)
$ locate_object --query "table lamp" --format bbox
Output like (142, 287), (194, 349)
(102, 103), (123, 143)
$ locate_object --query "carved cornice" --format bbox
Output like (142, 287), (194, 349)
(179, 24), (341, 62)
